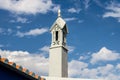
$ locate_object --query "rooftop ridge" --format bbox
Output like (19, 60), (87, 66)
(0, 55), (45, 80)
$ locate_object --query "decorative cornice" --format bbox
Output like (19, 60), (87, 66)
(50, 45), (68, 51)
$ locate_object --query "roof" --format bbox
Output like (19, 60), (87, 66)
(0, 55), (45, 80)
(50, 17), (68, 33)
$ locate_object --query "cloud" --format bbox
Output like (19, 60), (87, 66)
(0, 0), (59, 15)
(0, 28), (13, 35)
(79, 56), (87, 60)
(103, 2), (120, 22)
(39, 46), (49, 53)
(16, 28), (48, 37)
(93, 0), (105, 8)
(64, 17), (77, 22)
(78, 20), (84, 23)
(7, 28), (13, 35)
(16, 26), (21, 29)
(68, 8), (81, 13)
(0, 49), (49, 76)
(97, 64), (114, 76)
(68, 46), (75, 53)
(68, 60), (88, 77)
(68, 60), (120, 80)
(116, 64), (120, 69)
(90, 47), (120, 64)
(84, 0), (91, 9)
(0, 47), (120, 80)
(10, 17), (29, 23)
(96, 64), (120, 80)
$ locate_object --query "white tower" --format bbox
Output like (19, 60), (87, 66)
(49, 9), (68, 77)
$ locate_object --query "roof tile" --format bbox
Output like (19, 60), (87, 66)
(0, 56), (45, 80)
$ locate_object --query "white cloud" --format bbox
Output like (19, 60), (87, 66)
(0, 48), (120, 80)
(10, 17), (29, 23)
(68, 60), (120, 80)
(64, 17), (77, 22)
(7, 28), (12, 35)
(16, 17), (28, 23)
(93, 0), (104, 8)
(96, 64), (120, 80)
(68, 60), (88, 77)
(91, 47), (120, 64)
(0, 49), (49, 76)
(78, 20), (84, 23)
(16, 26), (21, 29)
(79, 56), (86, 60)
(0, 0), (59, 15)
(0, 28), (13, 35)
(68, 8), (81, 13)
(103, 2), (120, 22)
(97, 64), (114, 76)
(116, 64), (120, 69)
(68, 60), (98, 78)
(68, 46), (75, 53)
(16, 28), (48, 37)
(40, 46), (49, 53)
(84, 0), (91, 9)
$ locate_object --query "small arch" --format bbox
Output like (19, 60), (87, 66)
(63, 31), (66, 43)
(55, 31), (59, 41)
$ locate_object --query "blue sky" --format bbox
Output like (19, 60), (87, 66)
(0, 0), (120, 80)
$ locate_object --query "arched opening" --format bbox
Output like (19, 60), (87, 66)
(56, 31), (58, 41)
(63, 31), (66, 44)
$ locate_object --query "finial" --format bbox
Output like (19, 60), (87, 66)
(58, 9), (61, 17)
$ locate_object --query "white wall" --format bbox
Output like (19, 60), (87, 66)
(49, 46), (68, 77)
(43, 76), (105, 80)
